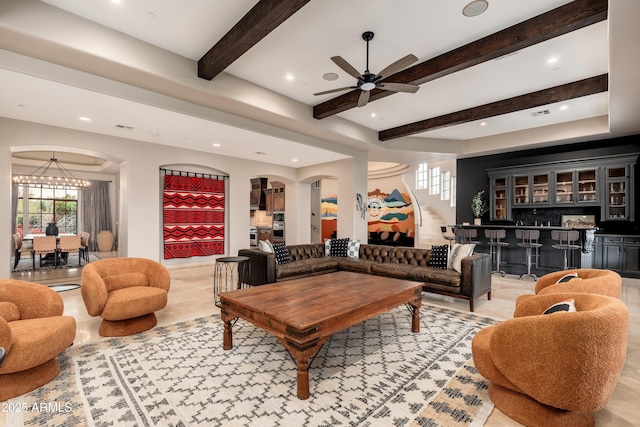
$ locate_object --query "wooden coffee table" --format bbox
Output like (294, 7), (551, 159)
(218, 271), (423, 400)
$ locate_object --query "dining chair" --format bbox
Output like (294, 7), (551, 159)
(12, 233), (33, 270)
(31, 235), (58, 270)
(79, 231), (91, 262)
(58, 235), (83, 267)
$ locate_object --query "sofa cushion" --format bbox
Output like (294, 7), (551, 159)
(329, 238), (350, 257)
(258, 240), (273, 253)
(347, 240), (361, 258)
(337, 257), (377, 274)
(427, 245), (449, 269)
(359, 245), (392, 262)
(103, 272), (150, 292)
(371, 264), (461, 288)
(273, 243), (290, 265)
(449, 243), (476, 273)
(290, 243), (325, 261)
(102, 287), (168, 321)
(276, 258), (339, 279)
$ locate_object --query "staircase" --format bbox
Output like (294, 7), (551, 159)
(416, 206), (451, 249)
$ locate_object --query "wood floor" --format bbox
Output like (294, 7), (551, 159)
(8, 255), (640, 426)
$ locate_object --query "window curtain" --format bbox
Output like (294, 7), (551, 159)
(11, 183), (18, 235)
(81, 180), (112, 251)
(162, 170), (226, 259)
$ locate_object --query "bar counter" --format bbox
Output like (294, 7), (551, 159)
(451, 224), (597, 277)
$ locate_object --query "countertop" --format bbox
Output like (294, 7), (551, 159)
(452, 224), (598, 231)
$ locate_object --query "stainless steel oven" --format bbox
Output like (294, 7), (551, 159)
(249, 226), (258, 246)
(272, 224), (285, 243)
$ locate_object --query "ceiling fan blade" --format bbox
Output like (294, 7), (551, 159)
(357, 90), (370, 108)
(379, 82), (420, 93)
(331, 56), (363, 80)
(313, 86), (356, 96)
(376, 54), (418, 79)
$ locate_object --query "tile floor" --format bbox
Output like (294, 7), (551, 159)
(8, 256), (640, 426)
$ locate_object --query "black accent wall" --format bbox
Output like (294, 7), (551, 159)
(456, 135), (640, 234)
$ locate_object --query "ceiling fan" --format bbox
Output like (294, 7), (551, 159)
(314, 31), (420, 108)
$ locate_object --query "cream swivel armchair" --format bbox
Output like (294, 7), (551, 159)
(81, 258), (171, 337)
(0, 279), (76, 401)
(472, 293), (628, 427)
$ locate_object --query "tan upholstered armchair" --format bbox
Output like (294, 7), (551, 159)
(81, 258), (170, 337)
(472, 293), (629, 427)
(0, 279), (76, 401)
(533, 268), (622, 298)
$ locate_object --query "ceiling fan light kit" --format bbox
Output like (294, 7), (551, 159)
(313, 31), (420, 107)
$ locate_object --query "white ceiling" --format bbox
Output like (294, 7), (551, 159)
(2, 0), (639, 171)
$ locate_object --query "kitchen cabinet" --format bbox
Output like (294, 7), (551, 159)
(257, 227), (273, 243)
(604, 164), (634, 221)
(512, 173), (549, 206)
(490, 176), (509, 220)
(271, 181), (285, 212)
(264, 189), (273, 216)
(593, 235), (640, 277)
(487, 154), (637, 218)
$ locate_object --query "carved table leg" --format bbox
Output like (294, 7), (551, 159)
(296, 359), (310, 400)
(279, 336), (328, 400)
(411, 304), (420, 333)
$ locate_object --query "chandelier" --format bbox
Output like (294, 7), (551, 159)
(13, 152), (91, 189)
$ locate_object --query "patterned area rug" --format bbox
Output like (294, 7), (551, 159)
(7, 304), (499, 426)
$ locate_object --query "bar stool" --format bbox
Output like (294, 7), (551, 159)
(516, 229), (542, 280)
(484, 229), (509, 276)
(551, 230), (581, 270)
(457, 228), (481, 245)
(441, 226), (456, 248)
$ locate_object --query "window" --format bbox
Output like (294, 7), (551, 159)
(429, 166), (440, 195)
(451, 176), (457, 207)
(18, 185), (78, 234)
(415, 163), (428, 189)
(441, 170), (451, 200)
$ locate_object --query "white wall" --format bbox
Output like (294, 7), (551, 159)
(408, 159), (457, 225)
(1, 117), (324, 278)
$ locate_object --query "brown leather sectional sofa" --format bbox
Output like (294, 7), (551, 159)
(238, 243), (492, 311)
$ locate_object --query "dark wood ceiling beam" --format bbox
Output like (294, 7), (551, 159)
(313, 0), (608, 119)
(378, 74), (608, 141)
(198, 0), (310, 80)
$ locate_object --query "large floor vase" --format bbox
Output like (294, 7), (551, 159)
(97, 230), (114, 252)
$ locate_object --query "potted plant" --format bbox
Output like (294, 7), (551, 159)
(471, 191), (489, 225)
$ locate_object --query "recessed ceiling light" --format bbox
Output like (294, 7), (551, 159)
(559, 105), (569, 111)
(547, 56), (559, 65)
(462, 0), (489, 17)
(480, 122), (487, 126)
(323, 72), (339, 81)
(292, 158), (298, 162)
(285, 74), (294, 81)
(371, 113), (377, 118)
(79, 117), (91, 122)
(213, 143), (221, 147)
(110, 0), (121, 4)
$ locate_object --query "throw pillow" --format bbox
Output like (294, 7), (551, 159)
(555, 272), (579, 283)
(347, 239), (361, 259)
(428, 245), (449, 270)
(324, 239), (332, 256)
(543, 298), (577, 314)
(329, 237), (350, 257)
(448, 243), (475, 273)
(258, 240), (274, 253)
(272, 243), (290, 265)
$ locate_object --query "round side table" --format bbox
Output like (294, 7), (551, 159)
(213, 256), (251, 305)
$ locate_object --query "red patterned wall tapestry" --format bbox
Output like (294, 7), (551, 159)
(163, 171), (225, 259)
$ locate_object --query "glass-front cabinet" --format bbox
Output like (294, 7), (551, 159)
(577, 169), (598, 204)
(491, 176), (509, 220)
(605, 165), (631, 220)
(487, 154), (637, 221)
(512, 173), (549, 206)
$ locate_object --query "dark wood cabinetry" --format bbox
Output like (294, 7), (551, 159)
(257, 227), (273, 243)
(271, 181), (285, 212)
